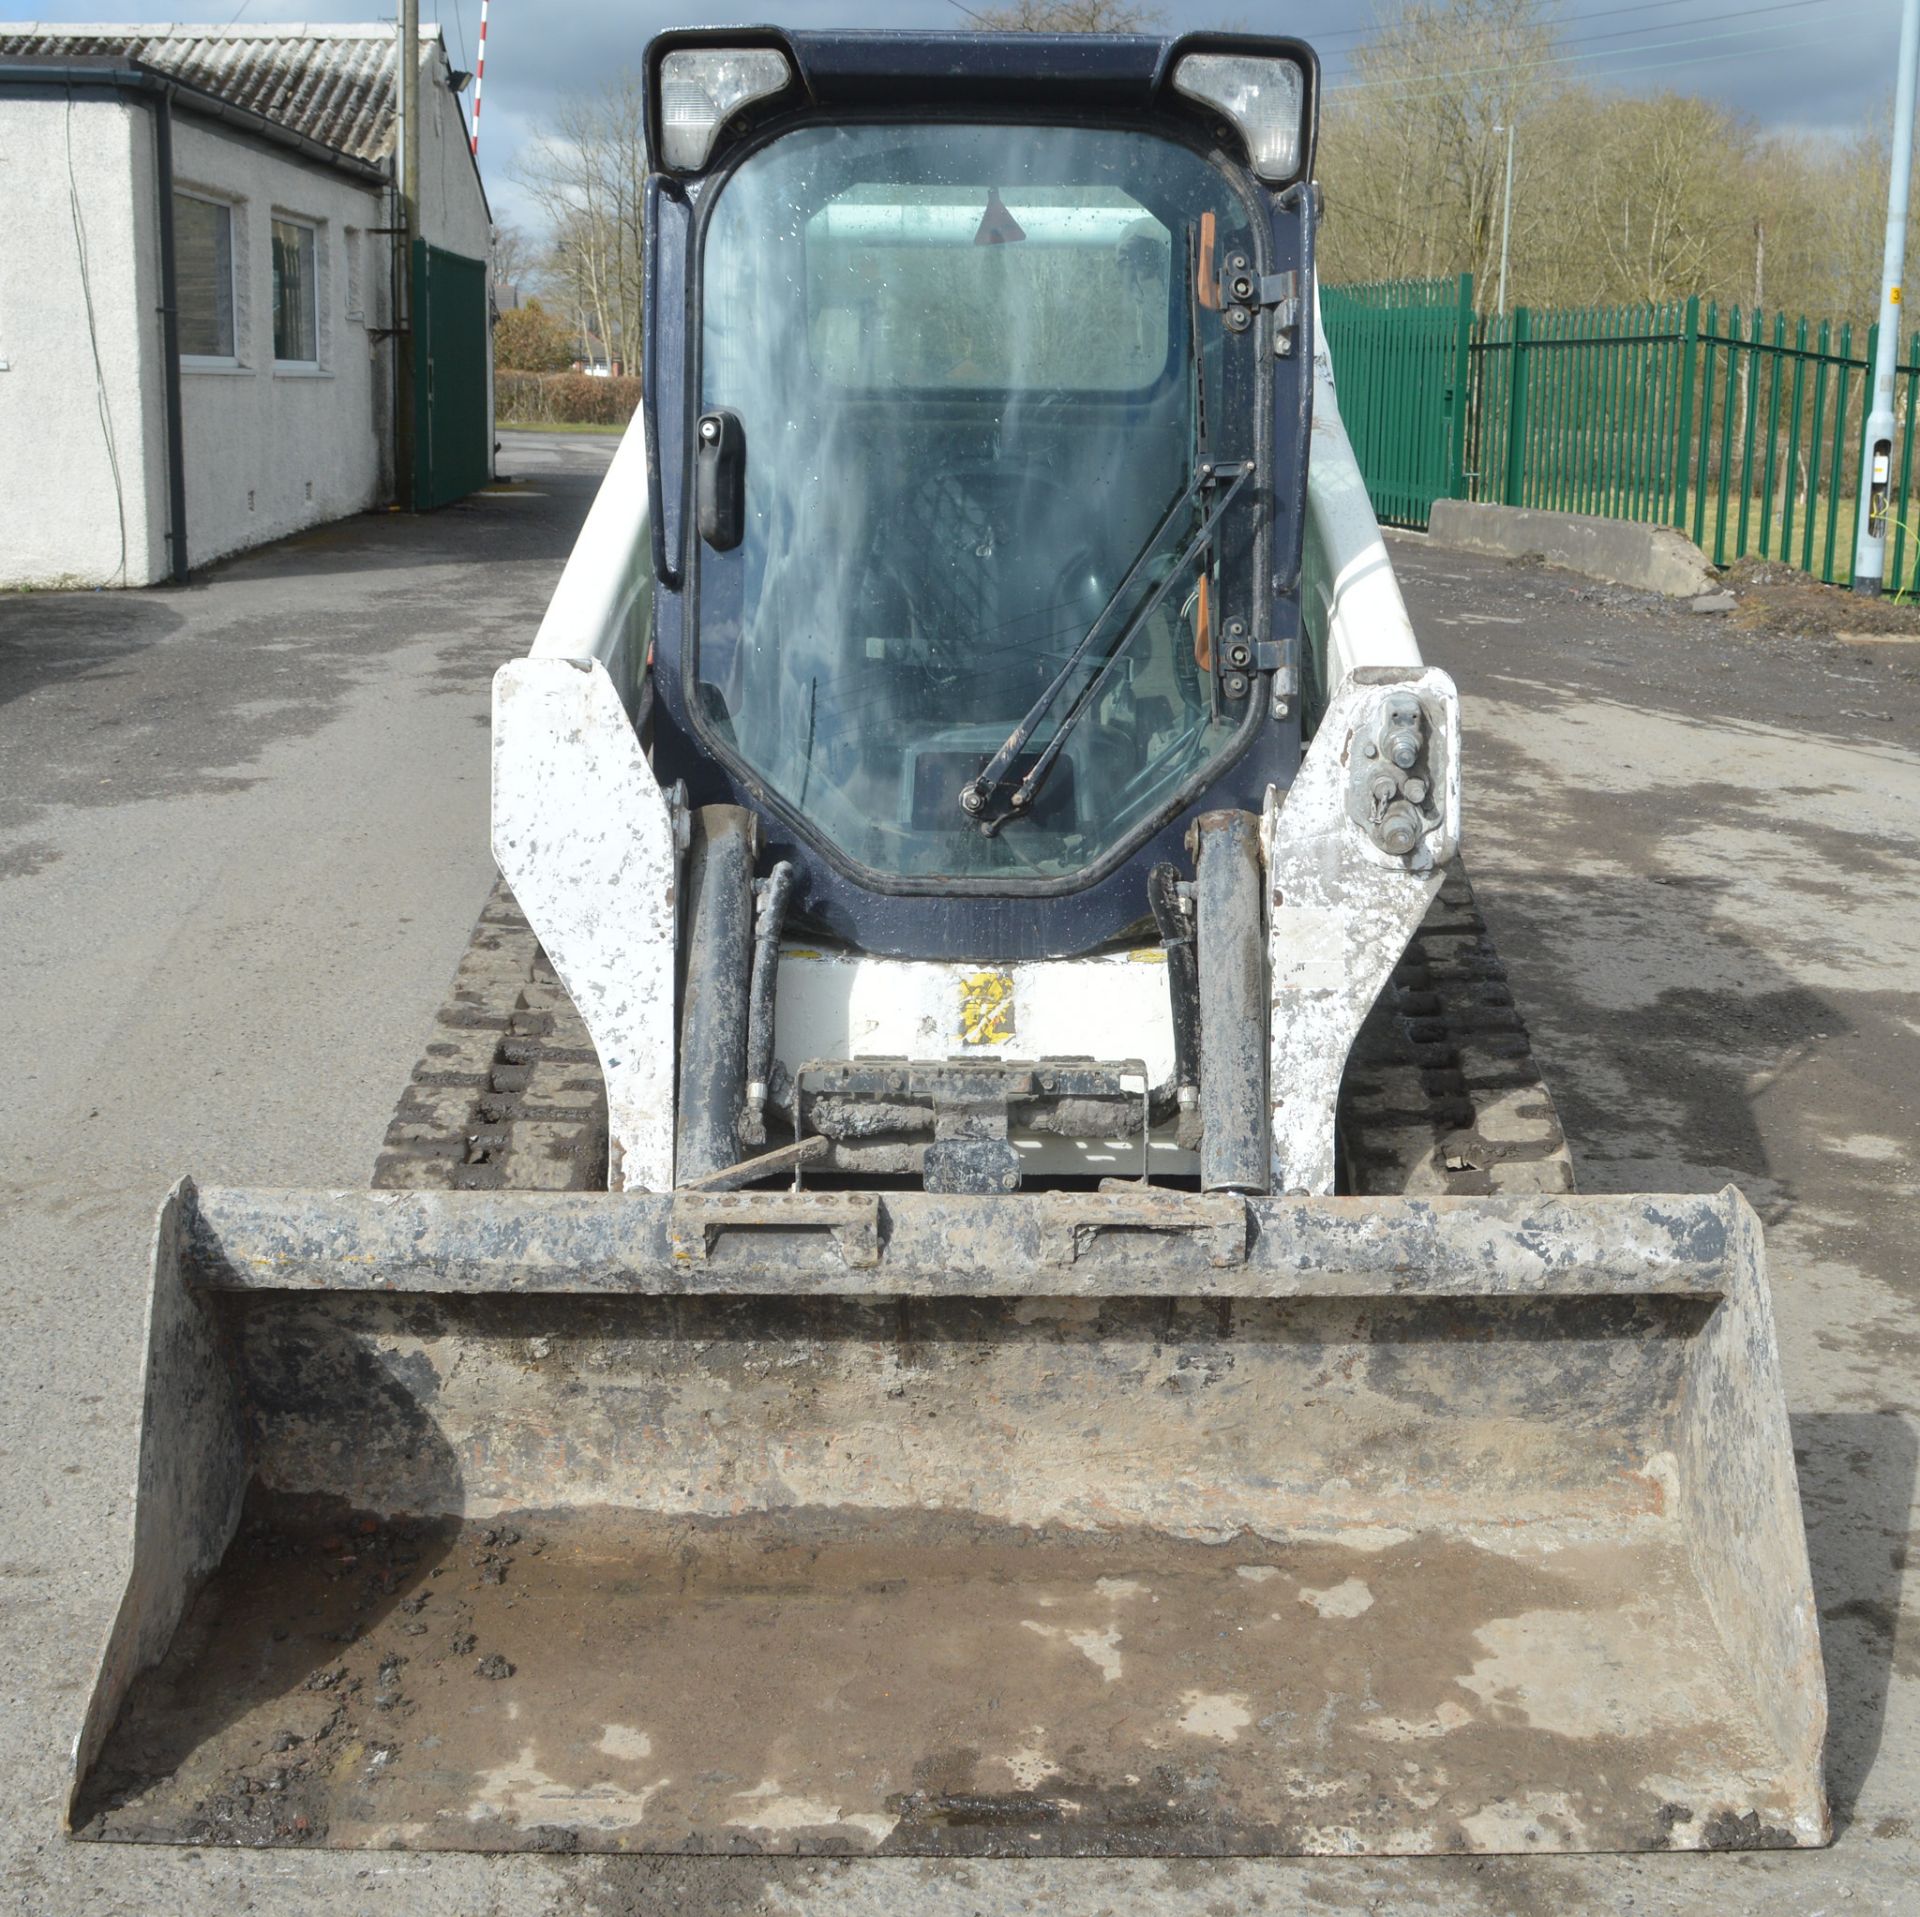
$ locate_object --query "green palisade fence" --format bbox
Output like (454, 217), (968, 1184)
(1318, 274), (1474, 530)
(1328, 276), (1911, 592)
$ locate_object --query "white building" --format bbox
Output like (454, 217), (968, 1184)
(0, 24), (493, 588)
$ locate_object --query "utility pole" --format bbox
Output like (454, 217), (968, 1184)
(1854, 0), (1920, 596)
(395, 0), (420, 510)
(470, 0), (490, 157)
(1495, 122), (1515, 318)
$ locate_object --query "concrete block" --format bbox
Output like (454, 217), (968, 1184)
(1425, 502), (1716, 597)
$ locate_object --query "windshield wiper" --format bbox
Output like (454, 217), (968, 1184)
(960, 218), (1248, 836)
(958, 459), (1250, 835)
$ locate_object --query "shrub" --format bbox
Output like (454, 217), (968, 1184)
(493, 299), (574, 373)
(496, 371), (642, 428)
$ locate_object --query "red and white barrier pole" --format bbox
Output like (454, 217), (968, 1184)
(470, 0), (490, 157)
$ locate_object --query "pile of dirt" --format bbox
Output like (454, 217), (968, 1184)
(1721, 555), (1920, 641)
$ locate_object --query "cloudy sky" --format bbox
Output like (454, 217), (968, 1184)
(4, 0), (1894, 235)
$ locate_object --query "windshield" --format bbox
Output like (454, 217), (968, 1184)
(695, 122), (1257, 883)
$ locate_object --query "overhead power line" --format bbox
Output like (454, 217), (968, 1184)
(1326, 6), (1879, 98)
(1306, 0), (1845, 48)
(1330, 37), (1872, 113)
(1328, 0), (1868, 77)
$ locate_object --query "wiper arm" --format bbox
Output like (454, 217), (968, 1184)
(960, 218), (1245, 836)
(982, 461), (1251, 833)
(959, 470), (1210, 826)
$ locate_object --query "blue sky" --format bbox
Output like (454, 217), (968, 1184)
(4, 0), (1895, 236)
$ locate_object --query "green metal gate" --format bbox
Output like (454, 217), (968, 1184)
(1328, 275), (1897, 589)
(412, 241), (492, 510)
(1319, 273), (1474, 529)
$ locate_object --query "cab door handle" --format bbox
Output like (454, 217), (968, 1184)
(695, 409), (746, 551)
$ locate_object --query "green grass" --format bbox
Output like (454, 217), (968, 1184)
(1720, 494), (1920, 593)
(1704, 493), (1860, 582)
(1632, 491), (1920, 592)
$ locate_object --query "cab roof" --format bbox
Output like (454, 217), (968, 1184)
(642, 27), (1319, 183)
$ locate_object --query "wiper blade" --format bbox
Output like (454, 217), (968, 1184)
(967, 462), (1251, 833)
(959, 472), (1208, 826)
(960, 218), (1244, 836)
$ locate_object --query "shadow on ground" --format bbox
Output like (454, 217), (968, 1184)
(1796, 1409), (1918, 1835)
(0, 475), (607, 838)
(0, 596), (185, 713)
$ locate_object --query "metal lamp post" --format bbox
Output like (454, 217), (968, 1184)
(1495, 122), (1515, 318)
(1854, 0), (1920, 596)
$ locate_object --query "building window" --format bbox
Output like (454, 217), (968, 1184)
(272, 217), (318, 364)
(174, 192), (235, 360)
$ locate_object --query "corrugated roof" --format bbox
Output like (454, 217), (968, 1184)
(0, 24), (443, 165)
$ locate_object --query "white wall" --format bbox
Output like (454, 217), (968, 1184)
(0, 95), (167, 587)
(416, 37), (492, 263)
(168, 115), (386, 569)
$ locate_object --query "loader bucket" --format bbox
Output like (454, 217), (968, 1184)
(70, 1180), (1827, 1856)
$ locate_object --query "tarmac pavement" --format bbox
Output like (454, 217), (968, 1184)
(0, 446), (1913, 1914)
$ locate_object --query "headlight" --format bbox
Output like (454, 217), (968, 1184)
(1172, 53), (1306, 183)
(659, 47), (792, 172)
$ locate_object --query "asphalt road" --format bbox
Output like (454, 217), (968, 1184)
(1, 439), (1914, 1915)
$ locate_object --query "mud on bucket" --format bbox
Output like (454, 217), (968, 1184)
(68, 1180), (1827, 1855)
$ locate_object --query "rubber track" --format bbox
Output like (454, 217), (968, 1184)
(372, 881), (609, 1192)
(1340, 858), (1576, 1197)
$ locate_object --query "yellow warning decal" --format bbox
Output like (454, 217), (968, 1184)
(959, 970), (1015, 1046)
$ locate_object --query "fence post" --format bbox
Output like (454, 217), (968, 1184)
(1503, 306), (1532, 507)
(1672, 293), (1700, 531)
(1894, 330), (1920, 593)
(1448, 272), (1474, 499)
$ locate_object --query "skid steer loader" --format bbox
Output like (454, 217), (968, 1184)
(70, 29), (1828, 1858)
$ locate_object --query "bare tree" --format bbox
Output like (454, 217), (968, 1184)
(1539, 95), (1740, 305)
(1318, 0), (1560, 311)
(489, 219), (538, 304)
(967, 1), (1159, 28)
(1316, 0), (1918, 328)
(515, 77), (647, 371)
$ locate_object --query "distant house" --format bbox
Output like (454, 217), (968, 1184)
(0, 24), (493, 589)
(572, 329), (617, 377)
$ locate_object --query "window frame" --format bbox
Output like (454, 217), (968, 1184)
(681, 110), (1276, 900)
(270, 214), (322, 371)
(173, 187), (240, 370)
